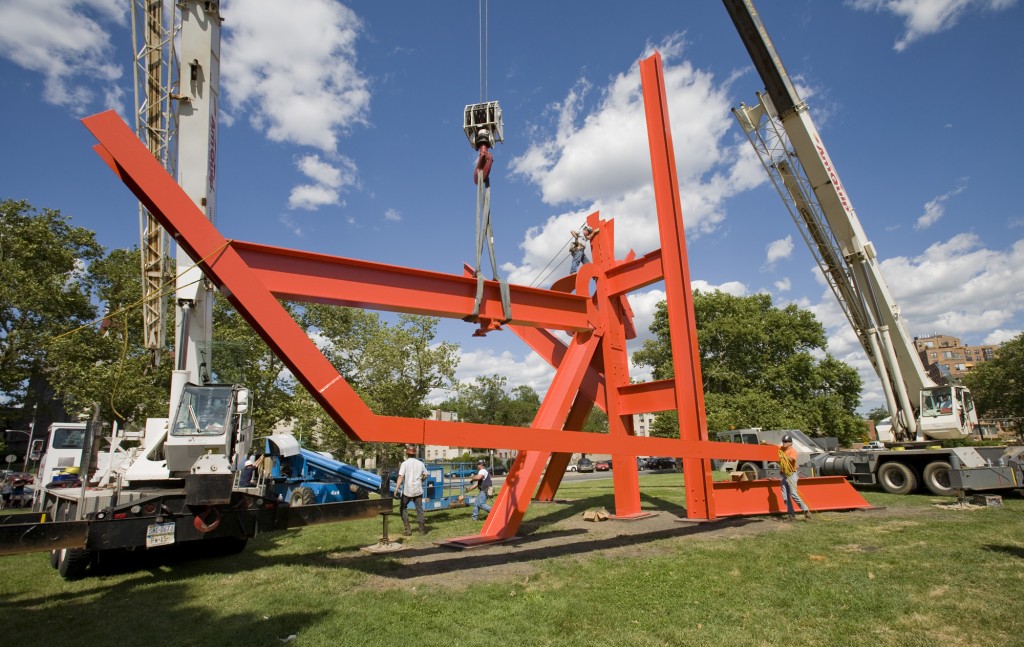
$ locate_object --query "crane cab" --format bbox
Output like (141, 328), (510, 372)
(917, 386), (977, 440)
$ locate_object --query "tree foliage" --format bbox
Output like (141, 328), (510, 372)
(962, 333), (1024, 431)
(1, 200), (103, 423)
(632, 290), (866, 445)
(295, 306), (459, 466)
(47, 248), (172, 427)
(439, 375), (541, 429)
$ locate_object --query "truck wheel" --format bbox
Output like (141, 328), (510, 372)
(56, 548), (94, 581)
(878, 462), (917, 495)
(290, 487), (316, 507)
(922, 461), (954, 497)
(737, 462), (761, 479)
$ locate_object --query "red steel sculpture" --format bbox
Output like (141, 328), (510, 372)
(82, 52), (869, 547)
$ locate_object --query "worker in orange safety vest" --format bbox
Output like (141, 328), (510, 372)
(778, 434), (811, 521)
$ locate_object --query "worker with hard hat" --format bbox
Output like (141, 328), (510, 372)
(778, 435), (811, 521)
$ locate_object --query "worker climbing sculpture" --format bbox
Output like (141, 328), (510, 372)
(464, 101), (511, 328)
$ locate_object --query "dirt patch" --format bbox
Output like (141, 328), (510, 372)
(338, 506), (888, 592)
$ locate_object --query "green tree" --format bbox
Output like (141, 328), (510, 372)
(439, 375), (542, 430)
(296, 307), (459, 466)
(633, 290), (866, 445)
(962, 333), (1024, 436)
(0, 200), (103, 425)
(866, 406), (889, 422)
(47, 248), (172, 428)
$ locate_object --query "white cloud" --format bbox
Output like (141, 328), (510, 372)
(849, 0), (1018, 51)
(774, 277), (792, 292)
(914, 179), (968, 230)
(984, 329), (1021, 344)
(766, 235), (794, 264)
(221, 0), (370, 153)
(505, 36), (764, 289)
(384, 208), (401, 222)
(288, 153), (358, 211)
(288, 184), (341, 211)
(0, 0), (126, 115)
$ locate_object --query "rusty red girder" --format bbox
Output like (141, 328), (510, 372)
(82, 51), (867, 541)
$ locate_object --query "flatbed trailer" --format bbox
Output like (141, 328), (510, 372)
(0, 480), (390, 579)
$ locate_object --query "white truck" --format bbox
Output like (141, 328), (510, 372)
(715, 428), (1012, 496)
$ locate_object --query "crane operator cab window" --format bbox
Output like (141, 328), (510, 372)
(171, 385), (233, 436)
(921, 387), (955, 417)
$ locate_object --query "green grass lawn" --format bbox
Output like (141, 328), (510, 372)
(1, 475), (1021, 647)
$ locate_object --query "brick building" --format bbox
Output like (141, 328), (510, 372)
(913, 334), (999, 384)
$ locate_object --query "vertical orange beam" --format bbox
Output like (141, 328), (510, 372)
(639, 53), (715, 519)
(588, 216), (643, 517)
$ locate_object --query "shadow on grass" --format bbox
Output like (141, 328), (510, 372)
(0, 575), (316, 647)
(983, 544), (1024, 559)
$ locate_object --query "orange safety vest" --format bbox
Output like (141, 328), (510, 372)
(778, 446), (797, 476)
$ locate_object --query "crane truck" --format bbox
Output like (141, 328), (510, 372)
(717, 0), (1019, 496)
(0, 1), (393, 580)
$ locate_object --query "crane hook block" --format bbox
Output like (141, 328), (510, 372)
(464, 101), (503, 149)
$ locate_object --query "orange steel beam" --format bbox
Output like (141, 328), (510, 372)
(235, 241), (590, 332)
(712, 477), (871, 516)
(640, 53), (715, 519)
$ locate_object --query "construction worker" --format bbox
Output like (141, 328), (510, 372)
(569, 224), (599, 274)
(778, 435), (810, 521)
(395, 444), (428, 536)
(468, 459), (492, 522)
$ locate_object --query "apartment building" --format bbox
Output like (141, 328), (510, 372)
(913, 334), (999, 384)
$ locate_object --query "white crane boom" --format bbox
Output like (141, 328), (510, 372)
(723, 0), (977, 441)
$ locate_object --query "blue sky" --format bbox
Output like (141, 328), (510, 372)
(1, 0), (1022, 414)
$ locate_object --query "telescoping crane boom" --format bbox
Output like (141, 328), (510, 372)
(723, 0), (977, 442)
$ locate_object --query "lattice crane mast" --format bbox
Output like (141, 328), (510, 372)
(131, 0), (177, 368)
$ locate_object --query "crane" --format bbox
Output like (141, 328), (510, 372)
(723, 0), (978, 442)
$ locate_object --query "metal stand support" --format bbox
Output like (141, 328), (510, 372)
(360, 510), (407, 554)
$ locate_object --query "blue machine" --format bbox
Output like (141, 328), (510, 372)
(263, 434), (462, 511)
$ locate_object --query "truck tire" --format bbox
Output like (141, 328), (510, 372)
(737, 462), (761, 479)
(922, 461), (954, 497)
(878, 461), (917, 495)
(290, 487), (316, 507)
(56, 548), (94, 581)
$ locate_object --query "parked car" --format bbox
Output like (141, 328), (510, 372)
(566, 463), (577, 472)
(863, 440), (886, 451)
(594, 460), (611, 472)
(575, 458), (595, 473)
(446, 466), (477, 478)
(489, 463), (508, 476)
(646, 457), (677, 470)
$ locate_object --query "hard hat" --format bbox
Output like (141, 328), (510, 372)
(405, 444), (417, 456)
(781, 434), (793, 443)
(477, 459), (485, 465)
(64, 466), (80, 475)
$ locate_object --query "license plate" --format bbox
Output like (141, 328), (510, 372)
(146, 521), (176, 548)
